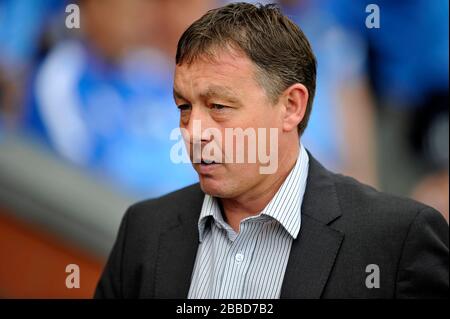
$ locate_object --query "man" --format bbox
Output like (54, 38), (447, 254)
(95, 3), (448, 298)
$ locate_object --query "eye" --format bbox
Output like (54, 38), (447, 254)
(211, 104), (227, 110)
(177, 104), (191, 111)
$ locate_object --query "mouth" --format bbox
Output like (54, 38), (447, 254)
(196, 158), (222, 174)
(200, 159), (220, 165)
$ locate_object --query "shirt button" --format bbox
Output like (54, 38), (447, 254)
(235, 253), (244, 263)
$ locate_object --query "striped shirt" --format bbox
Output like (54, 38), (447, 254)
(188, 144), (309, 299)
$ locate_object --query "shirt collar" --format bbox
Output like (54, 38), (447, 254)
(198, 144), (309, 241)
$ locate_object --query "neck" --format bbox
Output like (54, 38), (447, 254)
(220, 144), (300, 232)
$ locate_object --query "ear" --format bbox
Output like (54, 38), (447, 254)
(280, 83), (309, 133)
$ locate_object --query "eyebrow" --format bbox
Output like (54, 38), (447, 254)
(173, 88), (185, 101)
(173, 85), (241, 105)
(202, 85), (240, 104)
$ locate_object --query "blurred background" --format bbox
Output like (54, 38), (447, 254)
(0, 0), (448, 298)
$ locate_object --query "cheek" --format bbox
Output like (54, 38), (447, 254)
(231, 111), (268, 131)
(253, 104), (281, 129)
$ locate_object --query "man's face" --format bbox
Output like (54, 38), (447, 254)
(173, 49), (284, 199)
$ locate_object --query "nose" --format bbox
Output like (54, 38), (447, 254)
(183, 105), (215, 145)
(182, 106), (223, 163)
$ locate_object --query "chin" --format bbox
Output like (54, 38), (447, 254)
(199, 177), (229, 198)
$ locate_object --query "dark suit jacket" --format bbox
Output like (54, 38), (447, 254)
(95, 155), (449, 298)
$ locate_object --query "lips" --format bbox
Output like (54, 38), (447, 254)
(201, 159), (219, 165)
(197, 159), (222, 174)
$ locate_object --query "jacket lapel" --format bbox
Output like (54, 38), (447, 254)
(154, 185), (203, 298)
(280, 154), (345, 298)
(280, 215), (344, 298)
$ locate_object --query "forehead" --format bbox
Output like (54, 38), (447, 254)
(173, 49), (258, 95)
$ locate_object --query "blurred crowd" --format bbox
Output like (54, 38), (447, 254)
(0, 0), (448, 220)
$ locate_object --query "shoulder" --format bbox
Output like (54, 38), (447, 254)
(317, 171), (448, 298)
(124, 183), (203, 227)
(111, 183), (203, 251)
(329, 171), (447, 239)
